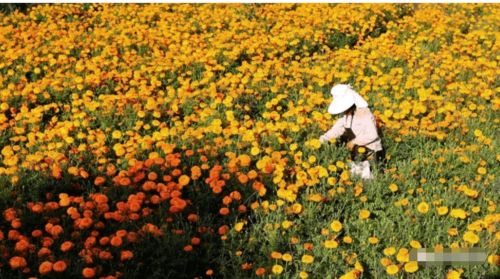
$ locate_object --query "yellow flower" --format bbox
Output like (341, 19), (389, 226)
(299, 271), (308, 279)
(450, 209), (467, 219)
(324, 240), (339, 249)
(409, 240), (421, 249)
(463, 231), (479, 244)
(389, 183), (398, 192)
(330, 220), (343, 232)
(477, 167), (486, 175)
(368, 236), (379, 244)
(272, 264), (283, 274)
(383, 247), (396, 256)
(446, 270), (462, 279)
(291, 203), (303, 214)
(343, 236), (353, 244)
(282, 253), (293, 262)
(404, 261), (418, 273)
(448, 227), (458, 236)
(112, 130), (122, 139)
(437, 206), (449, 215)
(417, 202), (429, 213)
(250, 146), (260, 156)
(396, 248), (409, 263)
(359, 209), (371, 220)
(234, 222), (244, 232)
(386, 264), (399, 275)
(301, 254), (314, 264)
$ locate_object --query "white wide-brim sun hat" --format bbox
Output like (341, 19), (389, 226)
(327, 84), (368, 114)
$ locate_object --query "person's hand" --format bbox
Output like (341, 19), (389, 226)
(319, 135), (327, 144)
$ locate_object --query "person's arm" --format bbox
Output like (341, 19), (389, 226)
(320, 117), (345, 143)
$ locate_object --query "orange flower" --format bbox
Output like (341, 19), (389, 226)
(60, 241), (74, 252)
(183, 245), (193, 252)
(191, 166), (202, 180)
(53, 260), (67, 272)
(238, 174), (249, 184)
(118, 177), (131, 186)
(82, 267), (96, 278)
(147, 171), (158, 181)
(191, 237), (201, 245)
(94, 176), (106, 186)
(39, 261), (53, 275)
(255, 267), (266, 276)
(187, 214), (199, 222)
(219, 207), (230, 215)
(120, 250), (134, 261)
(9, 256), (27, 269)
(218, 225), (229, 235)
(110, 236), (123, 247)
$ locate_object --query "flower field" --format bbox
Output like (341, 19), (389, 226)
(0, 3), (499, 278)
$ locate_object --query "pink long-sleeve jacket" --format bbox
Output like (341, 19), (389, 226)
(321, 107), (383, 151)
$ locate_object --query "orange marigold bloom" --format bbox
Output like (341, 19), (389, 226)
(9, 256), (27, 269)
(60, 241), (74, 252)
(218, 225), (229, 235)
(94, 176), (106, 186)
(110, 236), (123, 247)
(37, 247), (52, 257)
(118, 177), (131, 186)
(39, 261), (53, 275)
(120, 250), (134, 261)
(183, 245), (193, 252)
(187, 214), (198, 222)
(255, 267), (266, 276)
(219, 207), (230, 215)
(14, 239), (30, 252)
(53, 260), (67, 272)
(82, 267), (96, 278)
(191, 237), (201, 245)
(147, 172), (158, 181)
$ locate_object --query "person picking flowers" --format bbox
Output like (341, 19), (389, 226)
(319, 84), (385, 180)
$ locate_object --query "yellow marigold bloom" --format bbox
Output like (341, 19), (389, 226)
(368, 236), (379, 244)
(477, 167), (487, 175)
(437, 206), (449, 215)
(383, 247), (396, 256)
(386, 264), (399, 275)
(291, 203), (303, 214)
(282, 220), (293, 229)
(389, 183), (398, 192)
(446, 270), (462, 279)
(396, 248), (409, 263)
(178, 175), (190, 187)
(299, 271), (308, 279)
(359, 209), (370, 220)
(330, 220), (343, 232)
(463, 231), (479, 244)
(301, 254), (314, 264)
(448, 227), (458, 236)
(380, 257), (392, 267)
(271, 264), (283, 274)
(417, 202), (429, 213)
(409, 240), (421, 249)
(112, 130), (122, 139)
(324, 240), (338, 249)
(234, 222), (244, 232)
(343, 236), (353, 244)
(450, 209), (467, 219)
(282, 253), (293, 262)
(404, 261), (418, 273)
